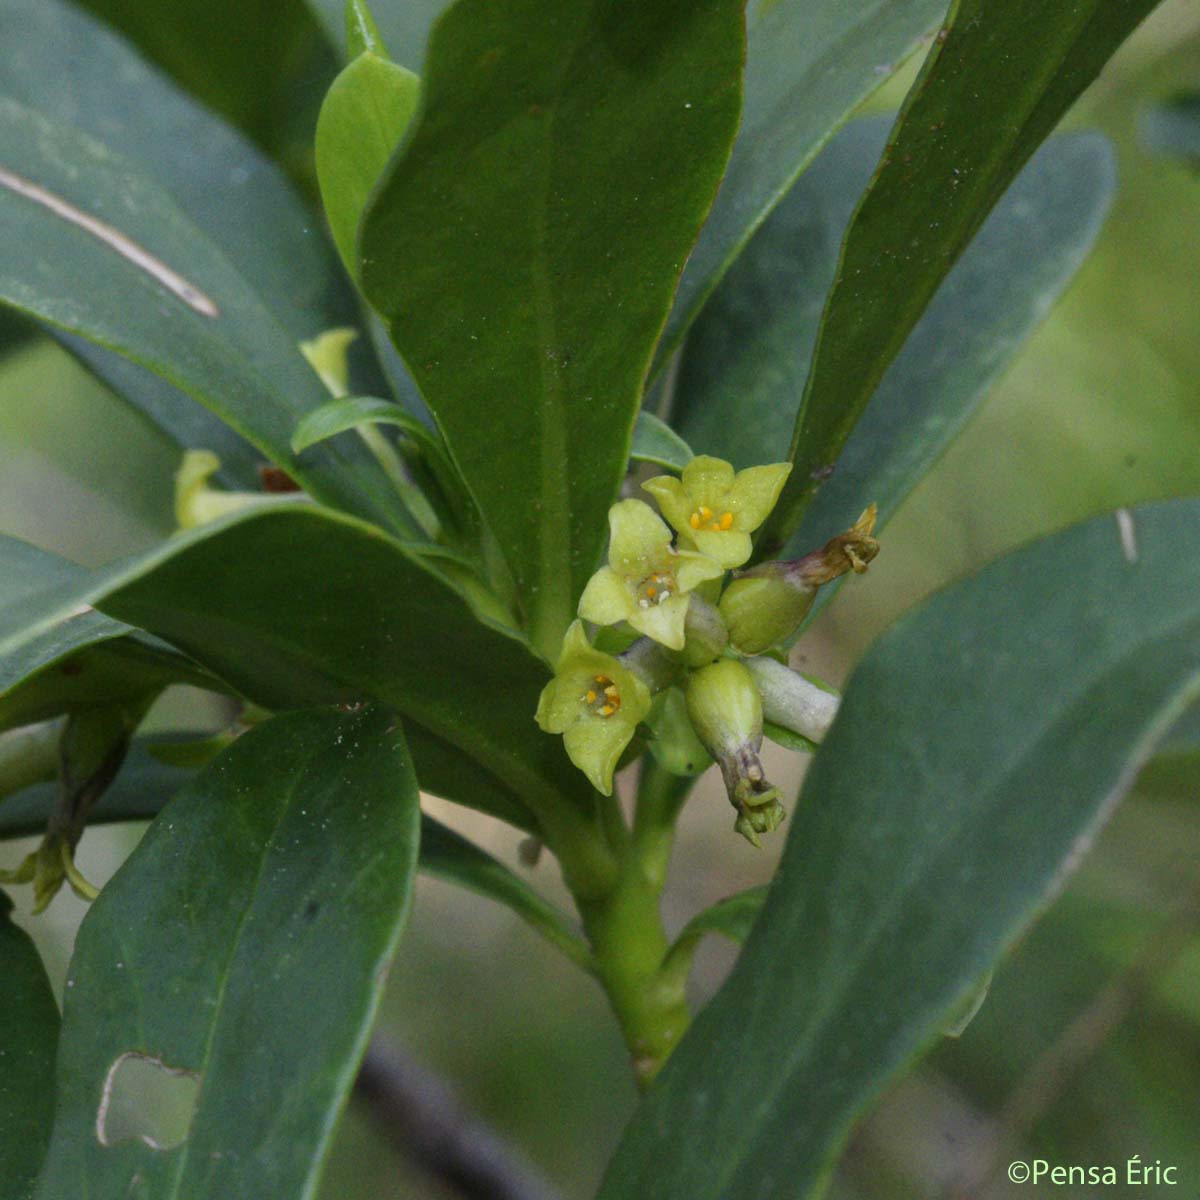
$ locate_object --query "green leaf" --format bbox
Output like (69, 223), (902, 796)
(0, 536), (220, 732)
(675, 123), (1114, 566)
(0, 535), (128, 695)
(785, 134), (1114, 562)
(1141, 92), (1200, 165)
(304, 0), (442, 69)
(762, 720), (819, 755)
(0, 892), (59, 1198)
(653, 0), (945, 371)
(345, 0), (388, 57)
(418, 816), (591, 969)
(0, 732), (581, 962)
(760, 0), (1163, 553)
(630, 412), (693, 473)
(0, 507), (597, 840)
(599, 498), (1200, 1200)
(0, 736), (561, 961)
(32, 706), (417, 1198)
(665, 885), (766, 964)
(315, 48), (420, 278)
(1135, 703), (1200, 803)
(72, 0), (331, 156)
(359, 0), (745, 657)
(292, 395), (433, 454)
(0, 0), (372, 487)
(0, 97), (415, 535)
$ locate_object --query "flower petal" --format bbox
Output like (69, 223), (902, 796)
(578, 567), (634, 626)
(727, 463), (792, 529)
(564, 714), (636, 795)
(680, 455), (736, 504)
(606, 498), (673, 574)
(674, 549), (725, 593)
(691, 528), (753, 570)
(641, 474), (693, 535)
(628, 593), (690, 650)
(535, 674), (580, 734)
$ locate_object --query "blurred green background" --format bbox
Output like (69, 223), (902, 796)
(2, 3), (1199, 1197)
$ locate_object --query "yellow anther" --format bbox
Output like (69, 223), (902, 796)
(584, 674), (622, 718)
(689, 506), (736, 532)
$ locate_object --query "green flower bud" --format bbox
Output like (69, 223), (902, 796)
(684, 660), (784, 846)
(719, 575), (814, 656)
(175, 451), (291, 530)
(298, 326), (358, 398)
(719, 504), (881, 654)
(643, 455), (791, 570)
(578, 499), (723, 650)
(536, 621), (653, 795)
(679, 593), (729, 668)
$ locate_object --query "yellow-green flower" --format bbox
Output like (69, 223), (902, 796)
(535, 621), (652, 794)
(643, 455), (792, 570)
(578, 499), (723, 651)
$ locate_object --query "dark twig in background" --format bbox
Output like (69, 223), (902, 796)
(355, 1037), (566, 1200)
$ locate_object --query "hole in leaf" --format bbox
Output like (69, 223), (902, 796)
(96, 1052), (200, 1151)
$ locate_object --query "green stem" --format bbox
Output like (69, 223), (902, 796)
(578, 866), (690, 1089)
(631, 756), (695, 891)
(569, 760), (701, 1087)
(358, 424), (442, 539)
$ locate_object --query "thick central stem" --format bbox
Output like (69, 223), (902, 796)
(579, 867), (690, 1088)
(571, 762), (698, 1087)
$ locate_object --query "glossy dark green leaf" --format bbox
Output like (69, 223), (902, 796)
(675, 124), (1114, 565)
(0, 742), (562, 958)
(0, 98), (414, 535)
(418, 817), (591, 969)
(1135, 703), (1200, 803)
(360, 0), (745, 656)
(1141, 92), (1200, 165)
(761, 0), (1163, 553)
(630, 412), (693, 473)
(600, 498), (1200, 1200)
(0, 739), (190, 837)
(315, 47), (419, 278)
(33, 707), (417, 1198)
(654, 0), (945, 371)
(0, 536), (219, 732)
(0, 528), (536, 833)
(0, 0), (373, 487)
(73, 0), (331, 156)
(0, 892), (59, 1199)
(0, 507), (600, 841)
(0, 535), (128, 696)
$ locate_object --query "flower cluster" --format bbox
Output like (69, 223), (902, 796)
(536, 455), (880, 844)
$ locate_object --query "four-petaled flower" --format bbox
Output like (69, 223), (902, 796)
(535, 621), (652, 795)
(643, 455), (791, 570)
(577, 499), (723, 650)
